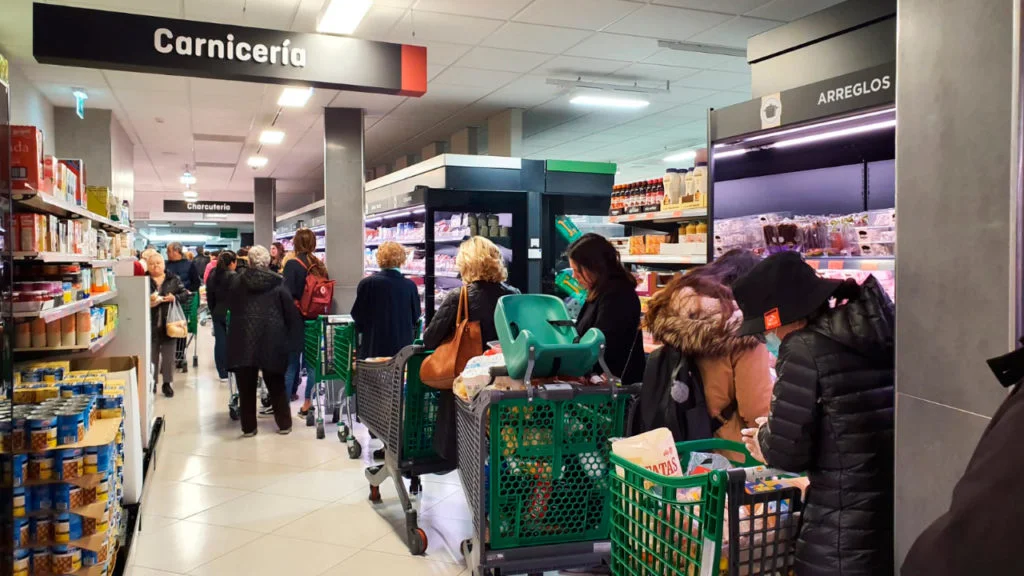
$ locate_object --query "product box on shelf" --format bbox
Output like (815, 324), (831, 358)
(60, 159), (86, 206)
(86, 187), (110, 218)
(11, 125), (45, 192)
(17, 213), (47, 252)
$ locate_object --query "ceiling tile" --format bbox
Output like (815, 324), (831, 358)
(523, 105), (587, 137)
(239, 0), (303, 29)
(412, 0), (532, 19)
(183, 0), (244, 25)
(194, 140), (244, 164)
(103, 70), (188, 93)
(70, 0), (182, 18)
(455, 47), (553, 73)
(20, 65), (108, 91)
(565, 33), (661, 63)
(432, 67), (522, 89)
(329, 91), (408, 116)
(688, 16), (783, 47)
(535, 56), (629, 78)
(390, 10), (503, 44)
(188, 79), (265, 111)
(676, 70), (750, 91)
(427, 63), (447, 80)
(688, 90), (751, 109)
(607, 5), (732, 40)
(482, 23), (592, 54)
(480, 75), (566, 108)
(191, 107), (255, 137)
(352, 5), (407, 40)
(643, 48), (752, 73)
(514, 0), (641, 31)
(652, 0), (775, 16)
(747, 0), (846, 21)
(414, 40), (474, 65)
(608, 62), (700, 83)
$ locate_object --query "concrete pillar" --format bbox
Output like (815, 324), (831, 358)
(54, 107), (135, 207)
(487, 109), (523, 158)
(373, 164), (390, 179)
(393, 154), (417, 170)
(323, 108), (365, 312)
(450, 127), (479, 155)
(894, 0), (1016, 565)
(421, 141), (447, 160)
(254, 177), (276, 248)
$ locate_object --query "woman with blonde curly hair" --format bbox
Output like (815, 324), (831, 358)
(350, 241), (421, 360)
(423, 236), (519, 461)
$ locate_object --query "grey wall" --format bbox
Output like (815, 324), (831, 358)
(54, 107), (113, 187)
(9, 65), (54, 155)
(253, 178), (276, 248)
(895, 0), (1016, 565)
(110, 114), (134, 205)
(323, 108), (365, 312)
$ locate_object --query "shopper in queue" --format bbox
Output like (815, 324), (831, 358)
(351, 241), (421, 359)
(165, 242), (200, 291)
(147, 253), (190, 398)
(735, 252), (895, 576)
(287, 229), (329, 412)
(206, 250), (237, 383)
(225, 245), (301, 436)
(641, 251), (772, 450)
(566, 233), (645, 385)
(269, 241), (286, 273)
(423, 236), (519, 461)
(192, 246), (211, 285)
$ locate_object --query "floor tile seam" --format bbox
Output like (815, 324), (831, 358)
(185, 533), (359, 576)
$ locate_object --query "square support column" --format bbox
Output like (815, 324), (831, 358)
(253, 177), (276, 248)
(487, 110), (523, 158)
(323, 108), (365, 312)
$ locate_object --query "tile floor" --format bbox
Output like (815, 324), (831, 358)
(123, 330), (473, 576)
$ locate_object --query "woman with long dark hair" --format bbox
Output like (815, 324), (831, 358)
(269, 241), (286, 273)
(566, 233), (644, 385)
(206, 250), (237, 382)
(286, 228), (328, 412)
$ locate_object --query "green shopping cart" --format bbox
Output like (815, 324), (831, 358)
(303, 315), (357, 443)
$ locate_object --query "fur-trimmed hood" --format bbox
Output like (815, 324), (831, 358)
(646, 286), (761, 357)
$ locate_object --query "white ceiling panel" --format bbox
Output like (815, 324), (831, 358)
(20, 66), (108, 90)
(609, 62), (700, 82)
(689, 16), (784, 48)
(565, 33), (661, 63)
(747, 0), (846, 21)
(689, 90), (751, 109)
(607, 5), (732, 40)
(658, 103), (712, 119)
(656, 85), (718, 104)
(536, 56), (628, 78)
(188, 78), (266, 105)
(643, 49), (752, 74)
(194, 140), (244, 164)
(414, 40), (474, 65)
(482, 23), (592, 54)
(432, 67), (522, 89)
(191, 107), (255, 137)
(677, 70), (751, 91)
(62, 0), (182, 18)
(194, 165), (236, 184)
(455, 47), (553, 73)
(513, 0), (642, 31)
(350, 5), (407, 40)
(329, 92), (407, 116)
(652, 0), (775, 16)
(117, 88), (191, 112)
(102, 70), (188, 94)
(389, 10), (504, 44)
(480, 75), (566, 108)
(412, 0), (532, 20)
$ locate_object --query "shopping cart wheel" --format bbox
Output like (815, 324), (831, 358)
(192, 357), (198, 367)
(229, 407), (239, 421)
(368, 484), (382, 503)
(409, 476), (422, 496)
(331, 406), (340, 424)
(338, 424), (350, 439)
(316, 422), (325, 440)
(305, 411), (315, 427)
(347, 441), (361, 459)
(408, 527), (428, 556)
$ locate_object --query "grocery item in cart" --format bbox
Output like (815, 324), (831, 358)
(611, 428), (682, 488)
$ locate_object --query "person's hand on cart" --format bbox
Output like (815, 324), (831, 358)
(741, 416), (768, 464)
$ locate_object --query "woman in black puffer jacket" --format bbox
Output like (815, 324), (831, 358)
(732, 252), (895, 576)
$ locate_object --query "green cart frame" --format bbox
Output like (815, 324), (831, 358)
(175, 292), (201, 372)
(302, 316), (356, 443)
(609, 439), (804, 576)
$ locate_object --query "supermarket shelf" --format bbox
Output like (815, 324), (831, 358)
(14, 190), (133, 233)
(14, 290), (118, 322)
(805, 257), (895, 271)
(13, 328), (117, 355)
(275, 224), (326, 239)
(14, 251), (94, 263)
(1, 417), (121, 455)
(435, 270), (460, 278)
(610, 208), (707, 224)
(365, 235), (467, 247)
(10, 472), (105, 489)
(621, 254), (707, 265)
(71, 498), (110, 520)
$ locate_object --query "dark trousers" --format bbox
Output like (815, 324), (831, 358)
(151, 337), (176, 386)
(235, 367), (292, 434)
(213, 319), (229, 379)
(175, 337), (187, 366)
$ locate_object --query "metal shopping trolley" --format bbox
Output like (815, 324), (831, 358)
(303, 315), (357, 443)
(609, 439), (804, 576)
(456, 377), (636, 576)
(355, 344), (452, 555)
(175, 292), (200, 372)
(227, 372), (271, 421)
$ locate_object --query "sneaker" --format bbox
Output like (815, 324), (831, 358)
(161, 383), (175, 398)
(259, 406), (274, 417)
(278, 428), (292, 435)
(242, 429), (257, 437)
(219, 377), (229, 383)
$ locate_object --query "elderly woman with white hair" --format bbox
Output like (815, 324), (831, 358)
(147, 252), (190, 398)
(225, 245), (302, 436)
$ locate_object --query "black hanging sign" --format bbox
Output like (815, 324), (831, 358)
(164, 200), (254, 214)
(32, 3), (427, 96)
(711, 62), (895, 142)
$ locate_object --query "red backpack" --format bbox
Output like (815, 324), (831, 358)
(296, 258), (335, 319)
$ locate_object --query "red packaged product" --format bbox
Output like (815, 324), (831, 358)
(11, 125), (44, 191)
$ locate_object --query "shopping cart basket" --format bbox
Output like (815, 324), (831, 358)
(175, 292), (200, 372)
(609, 439), (804, 576)
(457, 378), (636, 576)
(302, 315), (356, 443)
(355, 344), (451, 555)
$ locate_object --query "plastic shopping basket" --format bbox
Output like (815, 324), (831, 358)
(457, 381), (637, 576)
(355, 344), (452, 555)
(302, 316), (356, 443)
(609, 439), (804, 576)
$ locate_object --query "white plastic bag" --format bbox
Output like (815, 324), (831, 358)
(165, 299), (188, 338)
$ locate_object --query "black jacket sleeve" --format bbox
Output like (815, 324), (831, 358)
(282, 259), (306, 301)
(279, 286), (304, 353)
(411, 282), (422, 338)
(350, 277), (369, 332)
(206, 270), (219, 313)
(758, 332), (819, 472)
(166, 274), (190, 305)
(422, 289), (459, 350)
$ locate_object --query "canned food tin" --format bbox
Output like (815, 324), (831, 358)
(82, 548), (98, 566)
(56, 449), (82, 481)
(31, 516), (52, 546)
(13, 487), (27, 517)
(28, 413), (57, 450)
(0, 417), (12, 452)
(96, 473), (109, 499)
(13, 517), (29, 547)
(12, 387), (35, 404)
(12, 413), (27, 452)
(82, 515), (96, 536)
(5, 454), (28, 487)
(31, 485), (51, 513)
(31, 547), (50, 575)
(81, 485), (97, 506)
(50, 545), (81, 574)
(55, 410), (80, 445)
(68, 486), (83, 509)
(53, 484), (71, 512)
(12, 548), (28, 576)
(29, 453), (54, 481)
(53, 513), (71, 543)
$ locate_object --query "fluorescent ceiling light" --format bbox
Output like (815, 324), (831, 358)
(148, 233), (213, 243)
(741, 107), (895, 145)
(657, 39), (746, 58)
(772, 119), (896, 149)
(317, 0), (372, 35)
(548, 78), (670, 95)
(259, 130), (285, 145)
(147, 223), (171, 228)
(204, 214), (230, 220)
(663, 150), (697, 162)
(248, 156), (269, 169)
(570, 95), (649, 109)
(193, 222), (219, 227)
(179, 171), (197, 185)
(278, 86), (314, 107)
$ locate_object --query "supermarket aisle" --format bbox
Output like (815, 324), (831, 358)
(123, 329), (472, 576)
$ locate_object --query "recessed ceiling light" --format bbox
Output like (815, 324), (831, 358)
(570, 94), (650, 109)
(278, 87), (313, 107)
(183, 191), (199, 200)
(259, 130), (285, 145)
(193, 222), (219, 227)
(205, 214), (229, 220)
(179, 171), (197, 185)
(317, 0), (372, 35)
(248, 156), (269, 169)
(663, 150), (697, 163)
(148, 223), (171, 228)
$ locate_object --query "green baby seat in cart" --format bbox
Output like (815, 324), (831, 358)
(495, 294), (605, 380)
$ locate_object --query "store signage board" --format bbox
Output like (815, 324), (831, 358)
(220, 228), (239, 239)
(163, 200), (254, 214)
(365, 188), (425, 216)
(711, 62), (895, 141)
(32, 3), (427, 97)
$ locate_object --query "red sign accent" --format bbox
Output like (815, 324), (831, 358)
(764, 308), (782, 330)
(399, 45), (427, 97)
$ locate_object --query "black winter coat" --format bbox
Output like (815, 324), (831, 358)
(225, 267), (303, 374)
(149, 273), (190, 344)
(351, 269), (421, 359)
(576, 280), (645, 385)
(165, 257), (200, 292)
(422, 281), (519, 350)
(282, 254), (314, 302)
(205, 268), (234, 323)
(756, 276), (895, 576)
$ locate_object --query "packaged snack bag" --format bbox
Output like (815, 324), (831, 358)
(612, 427), (682, 487)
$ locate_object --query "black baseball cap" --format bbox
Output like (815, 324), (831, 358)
(732, 252), (842, 336)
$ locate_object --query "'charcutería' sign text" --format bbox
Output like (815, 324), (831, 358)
(164, 200), (254, 214)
